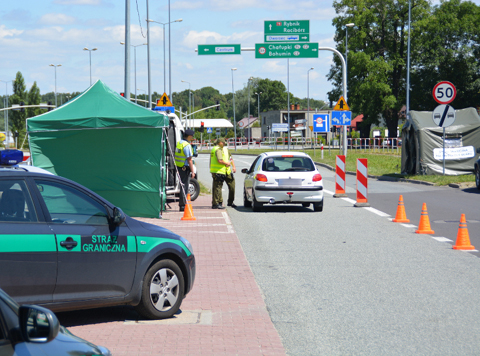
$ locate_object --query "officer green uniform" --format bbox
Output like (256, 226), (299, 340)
(210, 138), (235, 209)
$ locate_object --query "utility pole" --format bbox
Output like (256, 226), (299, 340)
(124, 0), (131, 101)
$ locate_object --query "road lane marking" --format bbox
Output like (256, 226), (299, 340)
(364, 207), (391, 217)
(432, 237), (453, 242)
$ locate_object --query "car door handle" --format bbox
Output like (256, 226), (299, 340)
(60, 237), (78, 250)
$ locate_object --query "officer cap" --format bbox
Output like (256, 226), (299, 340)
(184, 129), (195, 137)
(216, 137), (226, 144)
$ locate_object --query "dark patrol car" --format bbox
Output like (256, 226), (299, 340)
(0, 287), (111, 355)
(0, 150), (195, 320)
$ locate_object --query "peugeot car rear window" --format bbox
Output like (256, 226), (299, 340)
(262, 156), (315, 172)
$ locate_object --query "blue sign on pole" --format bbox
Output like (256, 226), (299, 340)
(313, 114), (329, 133)
(207, 127), (213, 134)
(153, 106), (175, 114)
(331, 111), (352, 126)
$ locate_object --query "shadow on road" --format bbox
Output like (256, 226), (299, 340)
(56, 306), (141, 327)
(462, 187), (480, 195)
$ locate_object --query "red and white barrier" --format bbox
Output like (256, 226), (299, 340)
(334, 155), (347, 197)
(354, 158), (370, 207)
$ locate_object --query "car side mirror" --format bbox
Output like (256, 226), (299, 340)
(477, 147), (480, 154)
(241, 168), (248, 174)
(112, 207), (126, 226)
(19, 305), (60, 343)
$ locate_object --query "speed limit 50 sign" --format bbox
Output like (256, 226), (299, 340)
(433, 81), (456, 105)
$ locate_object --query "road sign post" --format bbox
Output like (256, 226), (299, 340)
(331, 111), (352, 126)
(313, 114), (329, 133)
(264, 20), (310, 42)
(198, 44), (241, 55)
(432, 104), (456, 176)
(433, 81), (456, 105)
(255, 43), (318, 59)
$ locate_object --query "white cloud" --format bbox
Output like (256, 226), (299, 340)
(0, 25), (23, 38)
(39, 13), (76, 26)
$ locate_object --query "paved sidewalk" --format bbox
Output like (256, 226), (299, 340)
(62, 194), (286, 356)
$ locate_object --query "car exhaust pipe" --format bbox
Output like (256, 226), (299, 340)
(269, 198), (275, 204)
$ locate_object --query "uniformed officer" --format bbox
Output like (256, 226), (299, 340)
(175, 129), (196, 212)
(210, 137), (236, 209)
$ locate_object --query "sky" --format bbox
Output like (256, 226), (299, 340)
(1, 0), (478, 107)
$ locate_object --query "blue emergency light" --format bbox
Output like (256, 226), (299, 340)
(0, 150), (24, 165)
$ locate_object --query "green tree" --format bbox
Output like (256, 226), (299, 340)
(256, 78), (288, 113)
(410, 0), (480, 110)
(9, 71), (27, 137)
(27, 81), (42, 118)
(328, 0), (430, 137)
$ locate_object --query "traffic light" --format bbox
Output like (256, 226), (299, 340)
(216, 100), (220, 111)
(20, 102), (25, 112)
(47, 101), (52, 111)
(14, 131), (19, 138)
(200, 121), (205, 133)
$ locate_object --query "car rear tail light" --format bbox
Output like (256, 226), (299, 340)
(312, 174), (322, 182)
(255, 174), (268, 182)
(281, 155), (294, 157)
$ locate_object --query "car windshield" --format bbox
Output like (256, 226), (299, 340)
(262, 156), (315, 172)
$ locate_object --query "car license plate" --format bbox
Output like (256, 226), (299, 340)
(279, 179), (302, 186)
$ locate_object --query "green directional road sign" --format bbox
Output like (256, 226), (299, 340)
(255, 42), (319, 59)
(198, 44), (241, 55)
(264, 20), (309, 42)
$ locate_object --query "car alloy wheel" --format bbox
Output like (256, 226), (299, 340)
(135, 260), (185, 319)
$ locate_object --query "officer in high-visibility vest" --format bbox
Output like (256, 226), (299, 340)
(210, 137), (236, 209)
(175, 129), (196, 212)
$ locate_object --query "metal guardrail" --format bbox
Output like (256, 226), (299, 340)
(194, 137), (402, 153)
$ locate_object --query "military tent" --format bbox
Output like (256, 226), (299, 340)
(27, 80), (169, 218)
(401, 107), (480, 175)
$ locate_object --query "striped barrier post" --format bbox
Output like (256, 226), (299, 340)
(354, 158), (370, 207)
(334, 155), (347, 197)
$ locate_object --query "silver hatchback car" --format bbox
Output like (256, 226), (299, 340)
(242, 152), (324, 212)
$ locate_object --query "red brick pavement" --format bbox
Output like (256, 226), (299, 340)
(65, 194), (286, 356)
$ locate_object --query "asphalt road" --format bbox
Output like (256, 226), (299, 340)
(196, 153), (480, 356)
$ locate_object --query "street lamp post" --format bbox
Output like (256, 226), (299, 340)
(181, 80), (191, 129)
(344, 23), (354, 154)
(247, 76), (253, 150)
(83, 47), (97, 86)
(121, 42), (147, 103)
(231, 68), (237, 151)
(147, 18), (182, 96)
(406, 0), (412, 120)
(255, 91), (262, 137)
(307, 67), (314, 143)
(0, 79), (14, 135)
(49, 64), (62, 107)
(345, 23), (354, 104)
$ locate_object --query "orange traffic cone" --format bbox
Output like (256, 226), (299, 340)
(392, 195), (410, 223)
(453, 214), (475, 250)
(181, 194), (196, 221)
(415, 203), (434, 234)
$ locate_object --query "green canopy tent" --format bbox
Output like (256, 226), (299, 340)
(27, 80), (169, 218)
